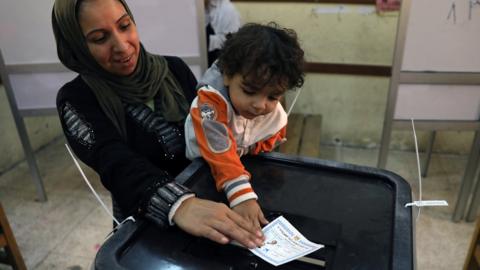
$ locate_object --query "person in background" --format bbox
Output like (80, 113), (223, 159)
(204, 0), (241, 66)
(185, 23), (305, 231)
(52, 0), (264, 249)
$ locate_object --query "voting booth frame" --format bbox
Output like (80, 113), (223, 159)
(0, 51), (50, 201)
(377, 0), (480, 222)
(0, 0), (208, 203)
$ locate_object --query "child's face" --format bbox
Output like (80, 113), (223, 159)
(224, 74), (285, 119)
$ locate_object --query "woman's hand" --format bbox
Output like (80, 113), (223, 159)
(232, 199), (269, 232)
(172, 197), (264, 249)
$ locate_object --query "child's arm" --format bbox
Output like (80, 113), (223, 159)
(250, 126), (287, 155)
(190, 87), (257, 207)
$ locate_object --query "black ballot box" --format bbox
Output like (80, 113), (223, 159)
(94, 152), (414, 270)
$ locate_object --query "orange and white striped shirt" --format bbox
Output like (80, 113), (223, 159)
(185, 85), (287, 207)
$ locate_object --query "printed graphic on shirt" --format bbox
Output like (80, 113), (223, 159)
(62, 102), (95, 149)
(199, 102), (217, 120)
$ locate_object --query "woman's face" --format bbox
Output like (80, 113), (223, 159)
(78, 0), (140, 76)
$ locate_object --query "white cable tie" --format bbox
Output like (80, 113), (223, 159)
(104, 216), (137, 240)
(407, 119), (448, 218)
(405, 200), (449, 208)
(65, 143), (120, 226)
(411, 119), (422, 204)
(122, 216), (136, 223)
(287, 88), (303, 116)
(410, 118), (422, 220)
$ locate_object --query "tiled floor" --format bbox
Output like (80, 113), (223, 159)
(0, 137), (476, 269)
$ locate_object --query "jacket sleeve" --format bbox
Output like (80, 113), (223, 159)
(190, 87), (257, 207)
(56, 78), (193, 227)
(251, 126), (287, 155)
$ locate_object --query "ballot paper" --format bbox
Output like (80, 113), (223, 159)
(251, 216), (324, 266)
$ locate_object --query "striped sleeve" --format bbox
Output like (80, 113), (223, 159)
(223, 178), (258, 207)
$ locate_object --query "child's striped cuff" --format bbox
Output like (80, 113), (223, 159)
(223, 178), (258, 208)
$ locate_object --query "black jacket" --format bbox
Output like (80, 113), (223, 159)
(57, 56), (197, 220)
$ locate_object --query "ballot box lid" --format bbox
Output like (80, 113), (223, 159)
(95, 153), (413, 270)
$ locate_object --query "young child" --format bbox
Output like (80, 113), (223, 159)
(184, 23), (305, 230)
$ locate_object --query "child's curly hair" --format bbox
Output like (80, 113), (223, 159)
(217, 22), (305, 91)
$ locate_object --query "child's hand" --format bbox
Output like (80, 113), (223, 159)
(232, 200), (269, 233)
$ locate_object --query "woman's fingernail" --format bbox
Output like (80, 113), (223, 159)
(257, 231), (263, 237)
(256, 239), (264, 246)
(248, 241), (256, 249)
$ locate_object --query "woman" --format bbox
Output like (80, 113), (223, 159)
(52, 0), (264, 249)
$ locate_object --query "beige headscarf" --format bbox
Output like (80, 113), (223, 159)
(52, 0), (189, 140)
